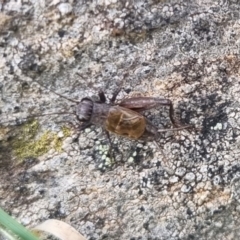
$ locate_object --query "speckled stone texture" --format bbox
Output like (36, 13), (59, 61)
(1, 0), (240, 239)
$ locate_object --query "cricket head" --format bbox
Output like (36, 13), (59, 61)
(76, 98), (93, 122)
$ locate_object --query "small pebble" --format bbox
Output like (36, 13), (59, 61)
(58, 3), (72, 16)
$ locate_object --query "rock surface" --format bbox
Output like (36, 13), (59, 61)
(1, 1), (240, 239)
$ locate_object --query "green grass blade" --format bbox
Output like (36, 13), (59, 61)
(0, 207), (39, 240)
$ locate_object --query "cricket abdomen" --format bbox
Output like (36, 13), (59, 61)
(105, 106), (146, 139)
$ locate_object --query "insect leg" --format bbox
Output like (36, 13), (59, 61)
(79, 122), (92, 131)
(105, 131), (112, 147)
(110, 88), (121, 103)
(104, 130), (116, 164)
(98, 89), (121, 104)
(98, 90), (107, 103)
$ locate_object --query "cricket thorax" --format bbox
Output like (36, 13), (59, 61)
(90, 102), (111, 126)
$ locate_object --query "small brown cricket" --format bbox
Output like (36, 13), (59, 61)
(76, 90), (192, 141)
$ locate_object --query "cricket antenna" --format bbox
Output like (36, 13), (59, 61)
(157, 124), (193, 132)
(28, 79), (79, 104)
(44, 88), (79, 104)
(0, 111), (78, 125)
(27, 111), (78, 118)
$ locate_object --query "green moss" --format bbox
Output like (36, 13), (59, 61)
(11, 120), (72, 161)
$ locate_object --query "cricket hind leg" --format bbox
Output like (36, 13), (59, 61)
(141, 118), (193, 142)
(153, 139), (175, 170)
(119, 97), (192, 128)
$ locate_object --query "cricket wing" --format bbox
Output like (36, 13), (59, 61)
(105, 106), (146, 139)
